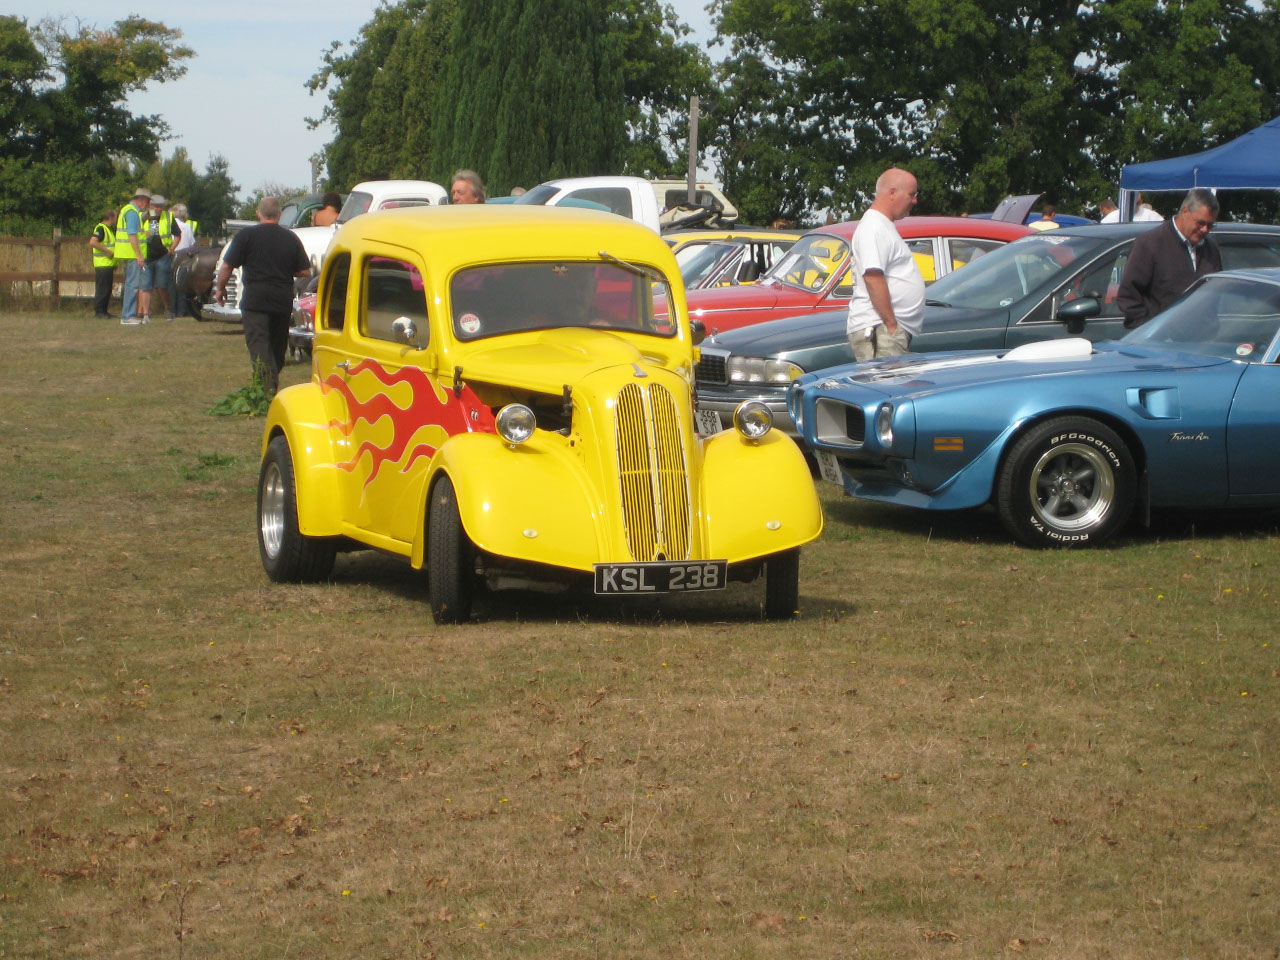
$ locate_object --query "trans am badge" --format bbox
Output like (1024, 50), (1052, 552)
(1168, 431), (1211, 442)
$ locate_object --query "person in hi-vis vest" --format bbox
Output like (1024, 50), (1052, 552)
(114, 187), (151, 324)
(89, 208), (118, 318)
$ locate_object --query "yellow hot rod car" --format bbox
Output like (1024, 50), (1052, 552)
(257, 205), (822, 622)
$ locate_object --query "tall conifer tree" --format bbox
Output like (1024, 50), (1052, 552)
(432, 0), (625, 195)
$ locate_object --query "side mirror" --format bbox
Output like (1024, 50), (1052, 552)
(392, 316), (425, 349)
(1056, 297), (1100, 336)
(689, 318), (707, 346)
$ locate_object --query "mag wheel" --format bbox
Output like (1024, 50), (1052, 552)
(427, 475), (475, 624)
(258, 435), (336, 581)
(996, 417), (1135, 548)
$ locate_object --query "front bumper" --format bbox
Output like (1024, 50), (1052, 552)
(694, 385), (794, 438)
(200, 302), (243, 323)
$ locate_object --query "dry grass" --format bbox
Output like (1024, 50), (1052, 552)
(2, 308), (1277, 959)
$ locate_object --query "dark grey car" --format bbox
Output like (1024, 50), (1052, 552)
(693, 221), (1280, 438)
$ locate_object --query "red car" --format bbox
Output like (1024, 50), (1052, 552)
(678, 216), (1033, 335)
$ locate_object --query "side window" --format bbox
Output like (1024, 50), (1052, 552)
(322, 252), (350, 331)
(908, 237), (938, 283)
(362, 256), (429, 343)
(1029, 250), (1129, 324)
(948, 238), (1003, 270)
(565, 187), (633, 218)
(830, 264), (855, 299)
(1219, 238), (1280, 271)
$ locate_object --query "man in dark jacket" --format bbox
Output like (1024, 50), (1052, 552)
(1117, 188), (1221, 328)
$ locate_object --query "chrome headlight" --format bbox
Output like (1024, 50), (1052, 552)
(496, 404), (536, 445)
(727, 357), (804, 384)
(876, 403), (894, 447)
(733, 400), (773, 440)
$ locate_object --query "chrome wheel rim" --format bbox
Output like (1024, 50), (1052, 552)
(260, 462), (286, 558)
(1028, 442), (1114, 532)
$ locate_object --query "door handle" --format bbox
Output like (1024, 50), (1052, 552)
(335, 361), (351, 373)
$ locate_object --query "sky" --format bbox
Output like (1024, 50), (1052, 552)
(12, 0), (717, 198)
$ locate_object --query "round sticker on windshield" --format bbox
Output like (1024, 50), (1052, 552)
(1236, 342), (1253, 357)
(460, 313), (481, 335)
(999, 298), (1014, 306)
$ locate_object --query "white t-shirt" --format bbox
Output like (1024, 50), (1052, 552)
(172, 217), (196, 255)
(1100, 209), (1120, 223)
(1133, 205), (1164, 222)
(846, 208), (926, 338)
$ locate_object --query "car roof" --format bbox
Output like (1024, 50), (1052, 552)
(665, 227), (803, 241)
(812, 215), (1033, 241)
(334, 204), (677, 269)
(1207, 266), (1280, 287)
(1034, 220), (1280, 239)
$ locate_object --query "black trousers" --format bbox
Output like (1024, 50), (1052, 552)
(94, 266), (115, 316)
(241, 308), (291, 394)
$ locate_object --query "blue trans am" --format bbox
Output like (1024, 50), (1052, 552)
(790, 269), (1280, 547)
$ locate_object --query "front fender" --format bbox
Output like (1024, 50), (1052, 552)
(261, 383), (344, 538)
(411, 432), (601, 571)
(700, 429), (823, 560)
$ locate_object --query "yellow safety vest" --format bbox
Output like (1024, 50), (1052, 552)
(187, 219), (199, 238)
(157, 211), (174, 249)
(93, 223), (116, 268)
(113, 203), (144, 261)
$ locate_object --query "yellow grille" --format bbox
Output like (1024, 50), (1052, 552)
(615, 382), (691, 561)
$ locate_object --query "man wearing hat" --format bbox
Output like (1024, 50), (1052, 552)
(143, 194), (175, 321)
(114, 187), (152, 324)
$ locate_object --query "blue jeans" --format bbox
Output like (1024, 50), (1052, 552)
(122, 259), (142, 318)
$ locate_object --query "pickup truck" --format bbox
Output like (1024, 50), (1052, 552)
(514, 175), (737, 234)
(202, 179), (448, 323)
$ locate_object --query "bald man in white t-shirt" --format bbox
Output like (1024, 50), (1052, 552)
(846, 167), (926, 361)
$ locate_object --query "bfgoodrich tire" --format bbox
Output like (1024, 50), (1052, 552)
(763, 548), (801, 619)
(427, 476), (475, 624)
(258, 435), (337, 581)
(996, 416), (1136, 548)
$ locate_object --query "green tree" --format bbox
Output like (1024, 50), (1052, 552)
(609, 0), (711, 178)
(187, 155), (240, 237)
(0, 14), (192, 233)
(710, 0), (1280, 222)
(309, 0), (706, 198)
(306, 0), (440, 187)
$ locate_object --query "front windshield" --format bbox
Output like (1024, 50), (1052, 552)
(279, 200), (303, 228)
(513, 184), (559, 206)
(762, 234), (849, 292)
(1123, 275), (1280, 361)
(451, 261), (675, 340)
(680, 242), (737, 287)
(926, 233), (1111, 309)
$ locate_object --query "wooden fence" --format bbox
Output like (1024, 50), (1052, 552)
(0, 231), (99, 307)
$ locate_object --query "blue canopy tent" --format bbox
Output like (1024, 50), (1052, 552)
(1117, 115), (1280, 220)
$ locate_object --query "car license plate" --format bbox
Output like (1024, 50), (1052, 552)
(594, 560), (728, 594)
(815, 450), (843, 485)
(694, 408), (723, 436)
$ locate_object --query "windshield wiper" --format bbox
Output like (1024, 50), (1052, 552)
(598, 249), (662, 282)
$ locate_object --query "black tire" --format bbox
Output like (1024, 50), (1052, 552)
(763, 548), (801, 619)
(257, 435), (337, 581)
(996, 416), (1136, 548)
(427, 476), (475, 624)
(191, 297), (206, 321)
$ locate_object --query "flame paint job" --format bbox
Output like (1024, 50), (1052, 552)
(321, 359), (494, 486)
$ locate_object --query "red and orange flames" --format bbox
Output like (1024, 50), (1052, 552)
(321, 360), (494, 486)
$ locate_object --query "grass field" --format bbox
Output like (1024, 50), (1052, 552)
(1, 308), (1277, 959)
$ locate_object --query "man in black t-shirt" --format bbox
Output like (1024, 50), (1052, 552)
(215, 197), (311, 393)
